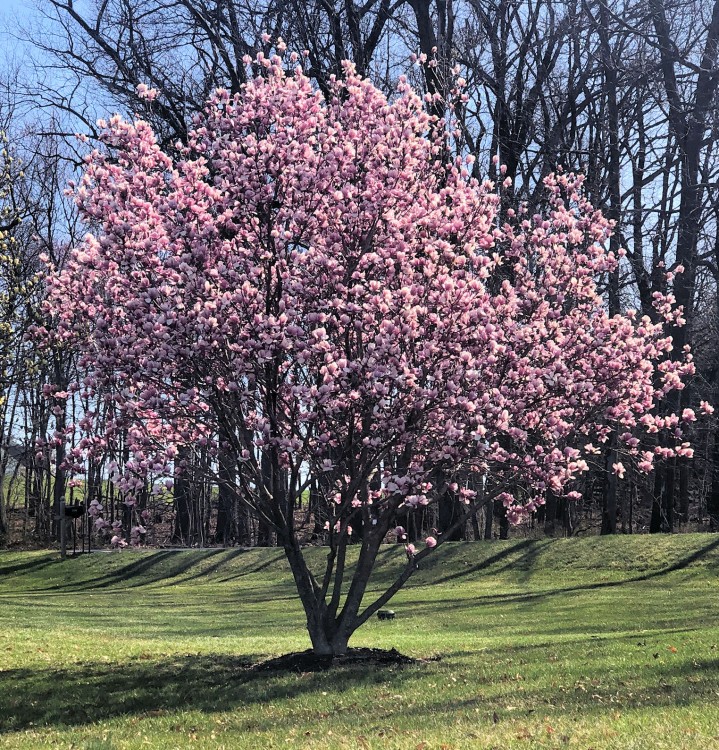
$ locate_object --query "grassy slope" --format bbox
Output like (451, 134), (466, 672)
(1, 535), (719, 749)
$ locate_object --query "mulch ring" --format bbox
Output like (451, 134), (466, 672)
(254, 647), (421, 673)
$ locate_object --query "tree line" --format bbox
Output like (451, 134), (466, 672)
(1, 0), (718, 548)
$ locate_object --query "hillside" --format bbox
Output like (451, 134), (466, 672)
(1, 535), (718, 749)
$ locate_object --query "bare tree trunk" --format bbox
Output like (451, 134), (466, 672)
(562, 496), (574, 536)
(595, 0), (622, 317)
(436, 469), (465, 541)
(484, 499), (493, 540)
(0, 486), (7, 540)
(471, 510), (481, 540)
(601, 439), (619, 535)
(215, 427), (237, 545)
(678, 461), (690, 526)
(544, 490), (558, 536)
(650, 467), (663, 534)
(499, 503), (509, 540)
(709, 421), (719, 530)
(650, 0), (719, 529)
(51, 397), (67, 544)
(257, 450), (275, 547)
(309, 476), (327, 542)
(663, 458), (676, 533)
(172, 445), (194, 544)
(593, 0), (622, 535)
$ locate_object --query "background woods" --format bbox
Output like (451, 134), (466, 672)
(1, 0), (718, 549)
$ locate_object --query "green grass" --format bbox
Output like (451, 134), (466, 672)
(1, 535), (719, 749)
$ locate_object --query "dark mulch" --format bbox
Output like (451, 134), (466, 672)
(253, 647), (416, 673)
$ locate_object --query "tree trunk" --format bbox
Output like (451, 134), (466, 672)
(215, 433), (237, 545)
(0, 491), (7, 540)
(122, 501), (133, 544)
(282, 508), (401, 656)
(709, 419), (719, 530)
(650, 466), (663, 533)
(601, 444), (618, 535)
(498, 503), (509, 540)
(215, 485), (235, 545)
(172, 446), (193, 544)
(544, 490), (558, 536)
(471, 510), (481, 540)
(484, 499), (493, 540)
(235, 503), (251, 547)
(436, 470), (464, 541)
(562, 496), (574, 536)
(256, 517), (274, 546)
(678, 459), (690, 526)
(256, 450), (275, 546)
(52, 412), (67, 544)
(662, 458), (676, 532)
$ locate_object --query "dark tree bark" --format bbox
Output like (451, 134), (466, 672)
(650, 467), (663, 534)
(601, 439), (619, 535)
(498, 503), (509, 540)
(172, 446), (194, 544)
(215, 425), (238, 545)
(709, 420), (719, 529)
(649, 0), (719, 521)
(435, 469), (465, 541)
(257, 450), (275, 546)
(544, 490), (558, 536)
(484, 498), (493, 540)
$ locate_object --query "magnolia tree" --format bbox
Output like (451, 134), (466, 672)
(41, 57), (696, 656)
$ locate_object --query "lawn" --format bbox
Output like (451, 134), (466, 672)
(1, 535), (719, 749)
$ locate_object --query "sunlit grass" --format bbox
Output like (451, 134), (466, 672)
(1, 535), (719, 748)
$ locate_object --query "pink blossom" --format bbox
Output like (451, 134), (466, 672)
(37, 61), (698, 651)
(424, 536), (437, 549)
(135, 83), (158, 101)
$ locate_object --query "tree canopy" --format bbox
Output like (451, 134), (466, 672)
(40, 58), (697, 654)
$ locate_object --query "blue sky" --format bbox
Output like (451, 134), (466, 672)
(0, 0), (37, 59)
(0, 0), (27, 22)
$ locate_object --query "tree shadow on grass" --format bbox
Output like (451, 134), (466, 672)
(212, 551), (289, 584)
(424, 536), (719, 589)
(0, 554), (58, 579)
(0, 651), (400, 733)
(400, 653), (719, 725)
(416, 539), (540, 587)
(2, 647), (717, 736)
(406, 537), (719, 613)
(16, 550), (292, 597)
(35, 550), (231, 593)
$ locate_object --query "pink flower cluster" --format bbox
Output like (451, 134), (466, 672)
(41, 57), (693, 534)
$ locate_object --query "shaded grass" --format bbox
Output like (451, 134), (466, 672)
(1, 535), (719, 748)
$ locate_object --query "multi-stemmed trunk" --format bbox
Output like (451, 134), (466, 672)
(283, 527), (389, 656)
(280, 492), (493, 656)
